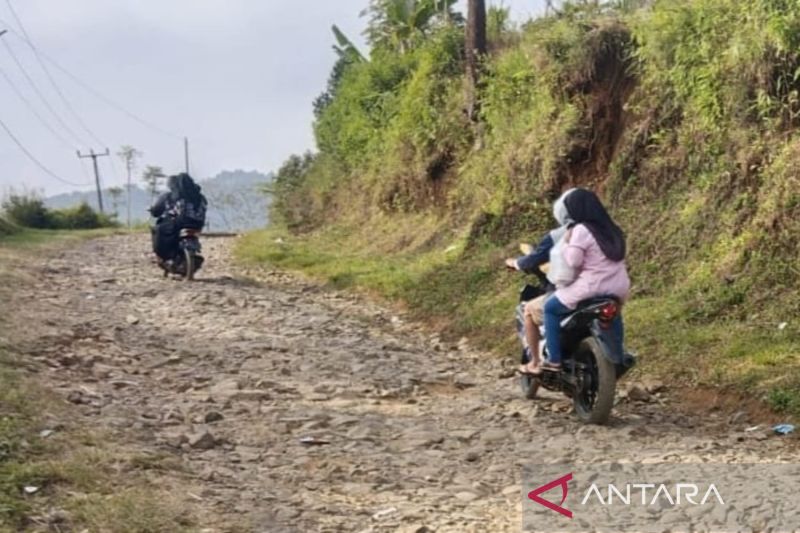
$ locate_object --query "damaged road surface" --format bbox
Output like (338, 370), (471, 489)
(5, 235), (799, 532)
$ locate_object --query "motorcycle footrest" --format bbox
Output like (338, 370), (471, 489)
(562, 374), (578, 386)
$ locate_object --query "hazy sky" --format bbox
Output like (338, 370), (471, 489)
(0, 0), (545, 196)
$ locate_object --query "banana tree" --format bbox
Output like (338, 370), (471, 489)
(332, 24), (365, 63)
(363, 0), (459, 53)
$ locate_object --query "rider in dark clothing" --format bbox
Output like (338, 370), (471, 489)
(150, 173), (206, 262)
(513, 232), (557, 287)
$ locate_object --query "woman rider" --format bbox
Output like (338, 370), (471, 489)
(541, 188), (629, 371)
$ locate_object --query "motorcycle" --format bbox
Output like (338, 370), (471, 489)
(514, 246), (635, 424)
(155, 224), (204, 281)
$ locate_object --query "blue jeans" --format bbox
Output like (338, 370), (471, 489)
(544, 296), (626, 365)
(543, 295), (572, 364)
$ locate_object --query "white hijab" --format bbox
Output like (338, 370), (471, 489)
(549, 188), (576, 243)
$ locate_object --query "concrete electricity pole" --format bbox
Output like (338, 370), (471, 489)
(184, 137), (190, 174)
(77, 148), (110, 213)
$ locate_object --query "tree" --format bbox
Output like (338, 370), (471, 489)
(266, 152), (316, 228)
(465, 0), (487, 121)
(117, 145), (142, 228)
(487, 4), (511, 43)
(332, 25), (365, 63)
(141, 165), (166, 203)
(108, 186), (124, 218)
(314, 26), (366, 118)
(363, 0), (458, 53)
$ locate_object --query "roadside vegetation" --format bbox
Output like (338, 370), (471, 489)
(0, 217), (19, 238)
(241, 0), (800, 416)
(2, 191), (116, 231)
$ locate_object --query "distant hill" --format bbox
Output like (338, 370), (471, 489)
(46, 169), (272, 231)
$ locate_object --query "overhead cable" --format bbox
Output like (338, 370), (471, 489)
(0, 115), (88, 186)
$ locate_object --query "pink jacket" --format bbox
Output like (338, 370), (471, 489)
(554, 224), (630, 309)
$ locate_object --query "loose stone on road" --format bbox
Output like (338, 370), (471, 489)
(6, 235), (798, 532)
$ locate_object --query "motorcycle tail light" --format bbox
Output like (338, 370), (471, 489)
(599, 302), (618, 321)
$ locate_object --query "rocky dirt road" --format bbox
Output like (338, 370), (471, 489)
(6, 235), (799, 532)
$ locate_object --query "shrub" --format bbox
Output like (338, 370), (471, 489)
(2, 193), (53, 229)
(2, 192), (116, 230)
(0, 216), (19, 237)
(50, 203), (116, 230)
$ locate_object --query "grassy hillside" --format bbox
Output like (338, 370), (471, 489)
(240, 0), (800, 415)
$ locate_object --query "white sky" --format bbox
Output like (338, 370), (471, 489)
(0, 0), (545, 196)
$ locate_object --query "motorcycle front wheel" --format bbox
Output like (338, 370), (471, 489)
(519, 373), (540, 399)
(572, 337), (615, 424)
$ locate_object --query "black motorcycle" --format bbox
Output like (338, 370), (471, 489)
(152, 216), (204, 281)
(516, 264), (635, 424)
(160, 228), (203, 280)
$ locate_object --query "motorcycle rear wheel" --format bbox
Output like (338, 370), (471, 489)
(573, 337), (615, 424)
(184, 249), (196, 281)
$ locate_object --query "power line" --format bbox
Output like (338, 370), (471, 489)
(0, 20), (183, 141)
(0, 36), (88, 146)
(48, 57), (184, 140)
(0, 62), (75, 149)
(0, 115), (88, 187)
(5, 0), (107, 146)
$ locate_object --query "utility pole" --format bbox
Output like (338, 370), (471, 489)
(466, 0), (487, 122)
(184, 137), (190, 174)
(77, 148), (110, 213)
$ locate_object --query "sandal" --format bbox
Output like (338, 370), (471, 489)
(541, 361), (562, 372)
(518, 361), (543, 376)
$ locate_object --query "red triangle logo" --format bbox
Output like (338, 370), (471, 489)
(528, 472), (573, 518)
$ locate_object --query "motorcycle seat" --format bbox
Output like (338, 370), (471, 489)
(560, 296), (620, 328)
(575, 296), (619, 309)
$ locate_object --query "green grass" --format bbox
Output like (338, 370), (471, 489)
(238, 223), (800, 419)
(67, 489), (194, 533)
(0, 355), (51, 528)
(626, 298), (800, 408)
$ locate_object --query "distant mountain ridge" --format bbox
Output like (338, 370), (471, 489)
(45, 169), (272, 231)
